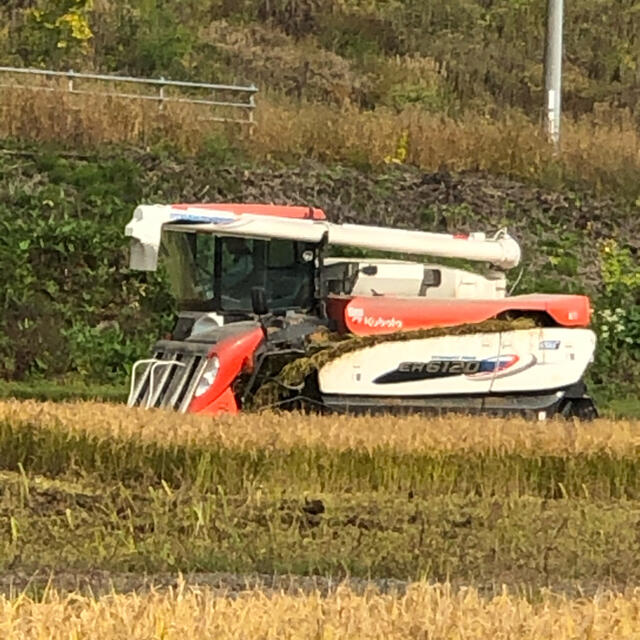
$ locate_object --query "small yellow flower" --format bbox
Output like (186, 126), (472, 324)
(56, 11), (93, 41)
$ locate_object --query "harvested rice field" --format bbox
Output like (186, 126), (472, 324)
(2, 400), (640, 637)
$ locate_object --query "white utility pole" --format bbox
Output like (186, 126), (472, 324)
(544, 0), (564, 148)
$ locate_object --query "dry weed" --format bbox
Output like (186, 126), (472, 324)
(203, 20), (362, 106)
(1, 82), (639, 197)
(0, 86), (245, 150)
(254, 99), (640, 192)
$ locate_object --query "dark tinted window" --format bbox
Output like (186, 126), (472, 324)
(160, 231), (316, 312)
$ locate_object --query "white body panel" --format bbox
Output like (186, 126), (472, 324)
(323, 258), (507, 299)
(125, 205), (521, 271)
(317, 328), (596, 397)
(185, 311), (225, 335)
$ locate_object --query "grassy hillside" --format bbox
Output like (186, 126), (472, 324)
(2, 0), (639, 119)
(0, 2), (639, 198)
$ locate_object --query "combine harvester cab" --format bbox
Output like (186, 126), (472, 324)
(124, 203), (597, 420)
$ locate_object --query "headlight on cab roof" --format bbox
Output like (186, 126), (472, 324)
(194, 356), (220, 398)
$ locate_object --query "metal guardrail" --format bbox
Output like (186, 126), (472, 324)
(0, 66), (258, 126)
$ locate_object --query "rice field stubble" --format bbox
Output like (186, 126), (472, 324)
(1, 400), (640, 591)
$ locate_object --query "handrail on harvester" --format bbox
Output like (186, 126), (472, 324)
(125, 204), (522, 272)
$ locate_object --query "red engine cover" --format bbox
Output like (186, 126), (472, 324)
(329, 294), (591, 336)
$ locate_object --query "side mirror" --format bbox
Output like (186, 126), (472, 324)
(361, 265), (378, 276)
(251, 286), (269, 316)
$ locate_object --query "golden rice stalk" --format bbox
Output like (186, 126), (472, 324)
(0, 582), (639, 639)
(0, 399), (639, 456)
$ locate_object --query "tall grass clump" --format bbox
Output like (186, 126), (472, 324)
(0, 87), (241, 152)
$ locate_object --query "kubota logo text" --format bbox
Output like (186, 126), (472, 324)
(347, 307), (403, 330)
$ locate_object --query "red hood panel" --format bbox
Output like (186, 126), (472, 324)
(341, 294), (591, 336)
(188, 326), (264, 415)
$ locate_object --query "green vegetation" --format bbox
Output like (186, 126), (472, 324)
(0, 147), (173, 384)
(0, 381), (127, 403)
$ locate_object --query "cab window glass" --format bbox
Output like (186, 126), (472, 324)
(160, 231), (215, 302)
(268, 239), (295, 268)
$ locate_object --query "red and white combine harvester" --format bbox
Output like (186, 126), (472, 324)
(125, 203), (597, 419)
